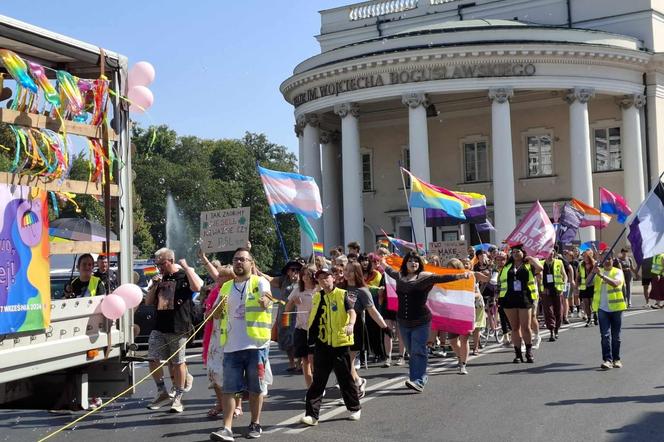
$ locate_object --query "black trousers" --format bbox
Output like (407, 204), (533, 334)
(305, 344), (361, 419)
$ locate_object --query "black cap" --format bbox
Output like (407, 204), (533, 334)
(315, 267), (333, 279)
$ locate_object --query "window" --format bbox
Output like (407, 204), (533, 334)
(361, 149), (373, 191)
(526, 134), (553, 177)
(594, 127), (622, 171)
(463, 140), (489, 182)
(401, 146), (411, 188)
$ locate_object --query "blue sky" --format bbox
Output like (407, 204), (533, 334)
(3, 0), (348, 155)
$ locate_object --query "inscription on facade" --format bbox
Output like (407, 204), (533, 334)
(293, 63), (536, 107)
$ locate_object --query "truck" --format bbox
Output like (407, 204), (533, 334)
(0, 15), (135, 410)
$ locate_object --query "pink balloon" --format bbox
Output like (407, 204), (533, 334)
(101, 294), (127, 321)
(127, 85), (154, 113)
(128, 61), (155, 88)
(113, 283), (143, 309)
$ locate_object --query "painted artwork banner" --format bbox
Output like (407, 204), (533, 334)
(0, 184), (50, 335)
(200, 207), (250, 253)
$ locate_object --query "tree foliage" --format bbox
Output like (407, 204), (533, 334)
(132, 125), (300, 271)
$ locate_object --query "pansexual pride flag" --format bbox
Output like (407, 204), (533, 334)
(385, 255), (475, 335)
(401, 168), (469, 219)
(258, 165), (322, 219)
(599, 187), (632, 224)
(570, 198), (611, 229)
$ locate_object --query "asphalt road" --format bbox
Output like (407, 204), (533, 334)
(4, 293), (664, 442)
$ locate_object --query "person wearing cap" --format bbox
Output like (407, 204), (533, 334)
(301, 267), (361, 426)
(592, 251), (626, 369)
(498, 245), (543, 363)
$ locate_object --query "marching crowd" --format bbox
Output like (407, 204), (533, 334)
(140, 240), (664, 441)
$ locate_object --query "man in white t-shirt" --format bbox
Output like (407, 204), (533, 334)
(211, 248), (273, 442)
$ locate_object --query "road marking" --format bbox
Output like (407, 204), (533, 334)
(269, 308), (657, 435)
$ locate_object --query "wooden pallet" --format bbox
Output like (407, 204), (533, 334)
(0, 108), (118, 141)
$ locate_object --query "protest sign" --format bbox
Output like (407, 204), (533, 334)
(200, 207), (250, 253)
(428, 240), (468, 261)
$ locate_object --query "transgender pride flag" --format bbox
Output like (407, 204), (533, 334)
(258, 165), (322, 219)
(385, 256), (475, 335)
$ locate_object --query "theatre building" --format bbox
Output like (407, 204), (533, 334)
(280, 0), (664, 255)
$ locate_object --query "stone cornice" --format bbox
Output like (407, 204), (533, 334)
(280, 43), (651, 102)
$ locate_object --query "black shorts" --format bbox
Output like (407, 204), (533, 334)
(643, 278), (652, 288)
(293, 328), (312, 358)
(350, 317), (366, 352)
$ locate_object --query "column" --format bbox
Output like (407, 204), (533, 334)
(334, 102), (364, 250)
(489, 88), (517, 243)
(295, 116), (310, 257)
(402, 92), (432, 248)
(302, 114), (323, 249)
(321, 130), (342, 252)
(566, 87), (595, 242)
(619, 94), (646, 208)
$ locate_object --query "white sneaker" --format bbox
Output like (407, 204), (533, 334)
(458, 364), (468, 375)
(356, 378), (367, 398)
(169, 394), (184, 413)
(395, 357), (405, 366)
(600, 360), (613, 370)
(348, 410), (361, 421)
(382, 358), (392, 368)
(300, 415), (318, 426)
(183, 372), (194, 392)
(532, 335), (541, 350)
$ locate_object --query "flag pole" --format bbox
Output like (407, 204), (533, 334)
(399, 166), (420, 253)
(256, 161), (289, 262)
(598, 186), (603, 246)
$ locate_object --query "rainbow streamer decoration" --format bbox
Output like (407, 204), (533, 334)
(599, 187), (632, 224)
(313, 242), (324, 257)
(570, 198), (611, 229)
(401, 168), (470, 219)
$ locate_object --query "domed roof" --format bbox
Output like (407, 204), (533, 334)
(395, 19), (529, 35)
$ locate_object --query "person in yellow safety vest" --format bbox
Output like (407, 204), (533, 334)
(211, 248), (273, 442)
(63, 253), (107, 298)
(541, 249), (568, 342)
(592, 251), (626, 370)
(301, 267), (360, 427)
(648, 254), (664, 308)
(498, 245), (543, 363)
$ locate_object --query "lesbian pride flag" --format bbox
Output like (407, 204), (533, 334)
(570, 198), (611, 229)
(258, 165), (322, 219)
(599, 187), (632, 224)
(385, 255), (475, 335)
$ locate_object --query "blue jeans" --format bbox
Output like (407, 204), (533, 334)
(598, 310), (623, 362)
(398, 321), (430, 385)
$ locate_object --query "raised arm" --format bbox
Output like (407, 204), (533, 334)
(198, 249), (219, 282)
(179, 259), (204, 292)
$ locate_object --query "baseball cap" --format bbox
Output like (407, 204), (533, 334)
(315, 267), (333, 279)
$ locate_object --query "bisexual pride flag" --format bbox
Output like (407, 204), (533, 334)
(258, 165), (322, 219)
(599, 187), (632, 224)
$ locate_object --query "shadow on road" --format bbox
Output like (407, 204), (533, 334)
(606, 411), (664, 441)
(498, 362), (592, 375)
(545, 393), (664, 407)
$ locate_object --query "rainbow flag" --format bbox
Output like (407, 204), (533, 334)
(570, 198), (611, 229)
(402, 168), (469, 219)
(386, 255), (475, 335)
(599, 187), (632, 224)
(312, 242), (324, 257)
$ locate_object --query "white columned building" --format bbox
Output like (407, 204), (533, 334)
(489, 88), (516, 244)
(295, 116), (310, 257)
(302, 114), (323, 247)
(402, 92), (432, 247)
(334, 102), (364, 250)
(620, 94), (647, 208)
(320, 130), (342, 251)
(282, 0), (663, 256)
(566, 88), (595, 241)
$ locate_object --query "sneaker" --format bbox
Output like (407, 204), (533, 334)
(210, 427), (235, 441)
(382, 358), (392, 368)
(405, 380), (424, 393)
(600, 361), (613, 370)
(357, 378), (367, 398)
(532, 335), (541, 350)
(147, 391), (172, 410)
(458, 364), (468, 375)
(184, 372), (194, 393)
(246, 422), (262, 439)
(348, 410), (361, 421)
(300, 415), (318, 426)
(170, 394), (184, 413)
(395, 357), (405, 366)
(613, 360), (623, 368)
(431, 349), (447, 358)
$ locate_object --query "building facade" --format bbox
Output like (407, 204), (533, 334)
(281, 0), (664, 255)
